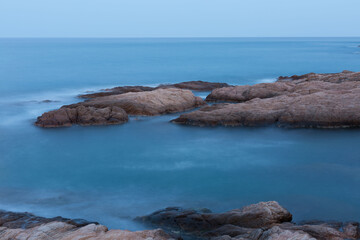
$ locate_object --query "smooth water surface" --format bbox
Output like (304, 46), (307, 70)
(0, 38), (360, 229)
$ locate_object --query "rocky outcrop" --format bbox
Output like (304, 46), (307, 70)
(78, 86), (155, 99)
(277, 70), (360, 83)
(81, 88), (205, 116)
(159, 80), (231, 91)
(174, 71), (360, 128)
(137, 201), (360, 240)
(0, 210), (172, 240)
(79, 81), (230, 99)
(35, 105), (128, 127)
(36, 88), (205, 127)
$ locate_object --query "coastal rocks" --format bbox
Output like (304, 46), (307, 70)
(79, 80), (230, 99)
(0, 210), (172, 240)
(35, 105), (128, 127)
(174, 71), (360, 128)
(78, 86), (155, 99)
(36, 88), (205, 127)
(159, 80), (231, 91)
(138, 201), (360, 240)
(137, 201), (292, 237)
(82, 88), (206, 116)
(277, 70), (360, 83)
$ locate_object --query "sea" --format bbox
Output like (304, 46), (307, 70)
(0, 38), (359, 230)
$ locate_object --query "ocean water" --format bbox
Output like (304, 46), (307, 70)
(0, 38), (360, 230)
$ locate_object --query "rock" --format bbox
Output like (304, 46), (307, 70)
(78, 86), (155, 99)
(259, 226), (315, 240)
(137, 201), (292, 236)
(35, 105), (128, 127)
(137, 202), (360, 240)
(277, 70), (359, 83)
(36, 88), (205, 127)
(78, 88), (205, 116)
(0, 210), (97, 229)
(0, 222), (172, 240)
(0, 210), (172, 240)
(79, 81), (230, 99)
(174, 71), (360, 128)
(159, 80), (231, 91)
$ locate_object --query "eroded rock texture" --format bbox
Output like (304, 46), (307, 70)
(79, 80), (230, 99)
(0, 210), (172, 240)
(174, 71), (360, 128)
(36, 88), (205, 127)
(138, 201), (360, 240)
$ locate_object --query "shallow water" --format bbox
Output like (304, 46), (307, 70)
(0, 38), (360, 230)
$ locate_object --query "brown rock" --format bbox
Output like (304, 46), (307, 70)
(159, 80), (231, 91)
(79, 81), (230, 99)
(35, 105), (128, 128)
(137, 201), (292, 234)
(36, 88), (205, 127)
(174, 72), (360, 128)
(78, 86), (155, 99)
(81, 88), (206, 116)
(0, 222), (172, 240)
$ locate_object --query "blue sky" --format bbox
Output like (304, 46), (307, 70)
(0, 0), (359, 37)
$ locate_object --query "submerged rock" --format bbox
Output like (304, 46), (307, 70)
(174, 71), (360, 128)
(137, 201), (360, 240)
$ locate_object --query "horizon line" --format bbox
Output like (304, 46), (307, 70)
(1, 36), (360, 39)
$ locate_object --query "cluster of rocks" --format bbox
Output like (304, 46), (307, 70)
(36, 71), (360, 128)
(173, 70), (360, 128)
(137, 201), (359, 240)
(1, 201), (359, 239)
(35, 81), (226, 127)
(0, 210), (171, 240)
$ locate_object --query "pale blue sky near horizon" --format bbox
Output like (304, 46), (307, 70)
(0, 0), (359, 38)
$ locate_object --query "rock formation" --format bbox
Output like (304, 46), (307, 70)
(36, 88), (205, 127)
(79, 80), (230, 99)
(173, 71), (360, 128)
(0, 210), (172, 240)
(35, 105), (129, 128)
(137, 201), (360, 240)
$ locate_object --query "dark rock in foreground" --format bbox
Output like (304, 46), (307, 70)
(174, 71), (360, 128)
(137, 201), (360, 240)
(79, 80), (230, 99)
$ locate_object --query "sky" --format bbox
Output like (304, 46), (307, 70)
(0, 0), (359, 38)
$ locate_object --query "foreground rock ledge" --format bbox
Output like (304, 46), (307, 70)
(173, 71), (360, 128)
(137, 201), (360, 240)
(36, 88), (205, 127)
(1, 201), (359, 240)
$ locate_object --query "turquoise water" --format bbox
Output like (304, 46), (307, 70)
(0, 38), (360, 230)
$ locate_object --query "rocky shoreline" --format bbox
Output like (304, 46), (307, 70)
(1, 201), (359, 239)
(35, 71), (360, 128)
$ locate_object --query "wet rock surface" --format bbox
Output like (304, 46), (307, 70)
(137, 201), (360, 240)
(174, 71), (360, 128)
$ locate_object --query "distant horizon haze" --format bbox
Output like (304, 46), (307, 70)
(0, 0), (359, 38)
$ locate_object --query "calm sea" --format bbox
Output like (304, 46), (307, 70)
(0, 38), (360, 230)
